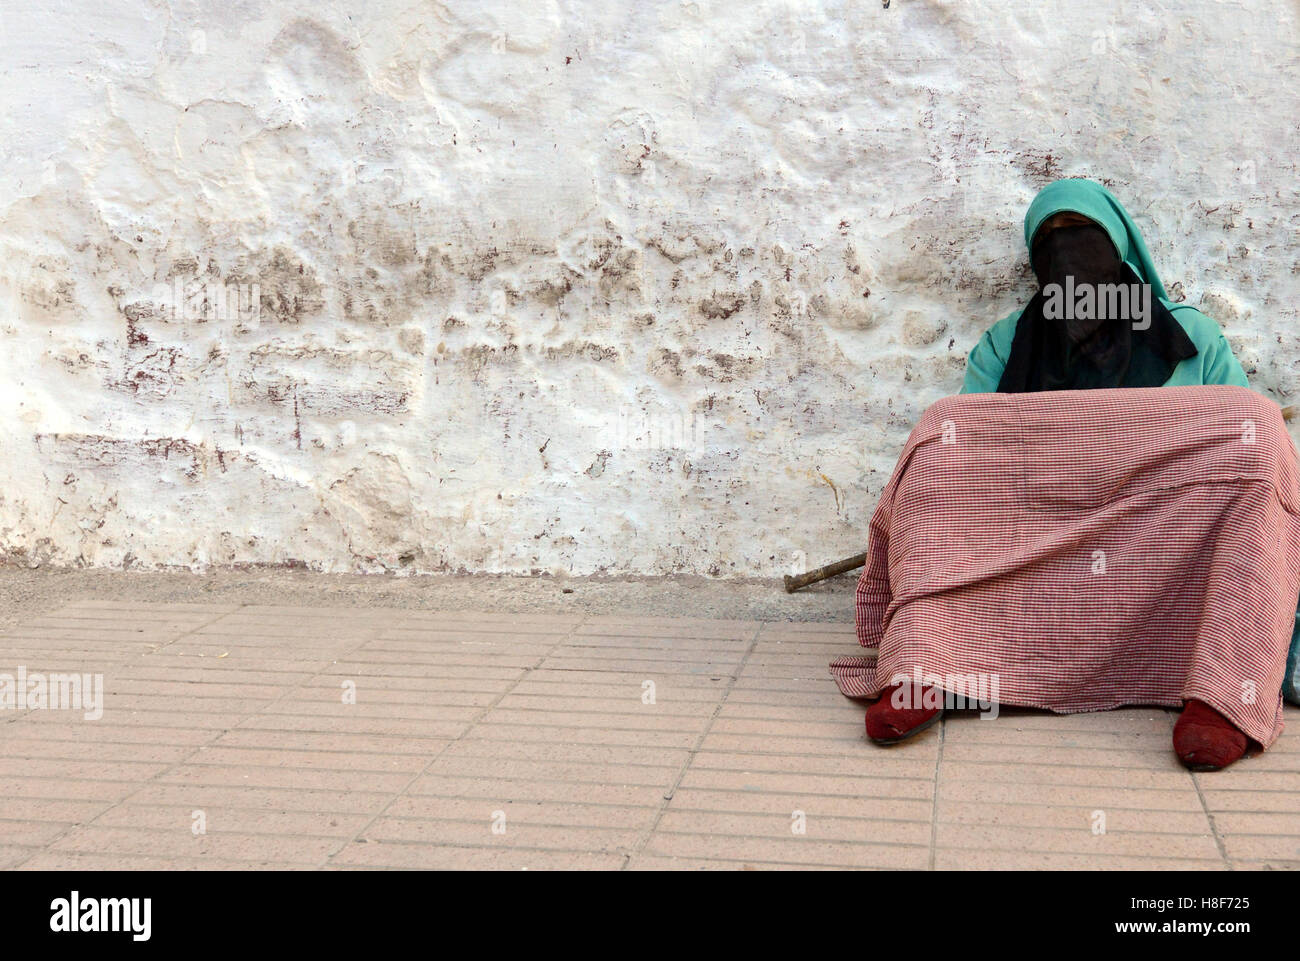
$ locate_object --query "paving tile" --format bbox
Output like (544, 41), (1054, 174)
(15, 852), (315, 870)
(1210, 811), (1300, 834)
(124, 783), (394, 815)
(5, 600), (1299, 870)
(407, 775), (669, 807)
(1230, 859), (1300, 870)
(933, 849), (1226, 870)
(4, 775), (138, 804)
(385, 796), (658, 829)
(625, 855), (850, 870)
(640, 832), (929, 869)
(88, 803), (370, 837)
(938, 799), (1212, 834)
(363, 816), (641, 853)
(1217, 833), (1300, 864)
(656, 810), (932, 846)
(48, 825), (339, 862)
(156, 763), (413, 793)
(329, 840), (623, 870)
(936, 822), (1222, 860)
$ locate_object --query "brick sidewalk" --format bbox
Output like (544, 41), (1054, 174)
(1, 600), (1297, 870)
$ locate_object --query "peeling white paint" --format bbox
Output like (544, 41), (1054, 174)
(0, 0), (1297, 575)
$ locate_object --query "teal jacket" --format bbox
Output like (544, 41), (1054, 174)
(960, 302), (1249, 394)
(962, 177), (1250, 394)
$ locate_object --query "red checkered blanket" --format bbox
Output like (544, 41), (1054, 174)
(829, 385), (1300, 747)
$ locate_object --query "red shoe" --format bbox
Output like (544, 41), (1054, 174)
(865, 683), (943, 744)
(1173, 700), (1248, 771)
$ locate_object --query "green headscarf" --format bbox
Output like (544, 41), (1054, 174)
(997, 177), (1197, 392)
(1023, 178), (1169, 300)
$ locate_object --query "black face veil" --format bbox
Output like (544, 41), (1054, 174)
(997, 219), (1197, 393)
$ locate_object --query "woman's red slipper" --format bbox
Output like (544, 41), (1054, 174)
(1173, 699), (1248, 771)
(865, 683), (943, 744)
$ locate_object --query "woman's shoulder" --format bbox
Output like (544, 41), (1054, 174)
(977, 306), (1025, 350)
(1160, 299), (1249, 385)
(1161, 300), (1226, 344)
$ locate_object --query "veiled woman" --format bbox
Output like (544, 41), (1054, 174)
(842, 178), (1296, 772)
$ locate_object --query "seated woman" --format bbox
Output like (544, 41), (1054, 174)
(835, 178), (1299, 771)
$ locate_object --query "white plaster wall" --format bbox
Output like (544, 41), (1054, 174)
(0, 0), (1297, 575)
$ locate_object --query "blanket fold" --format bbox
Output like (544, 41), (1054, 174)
(830, 385), (1300, 748)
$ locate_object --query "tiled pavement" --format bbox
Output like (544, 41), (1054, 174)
(1, 600), (1298, 870)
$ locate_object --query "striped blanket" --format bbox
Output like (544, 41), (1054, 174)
(830, 385), (1300, 748)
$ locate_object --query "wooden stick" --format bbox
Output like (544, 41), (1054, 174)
(783, 551), (868, 593)
(786, 403), (1297, 595)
